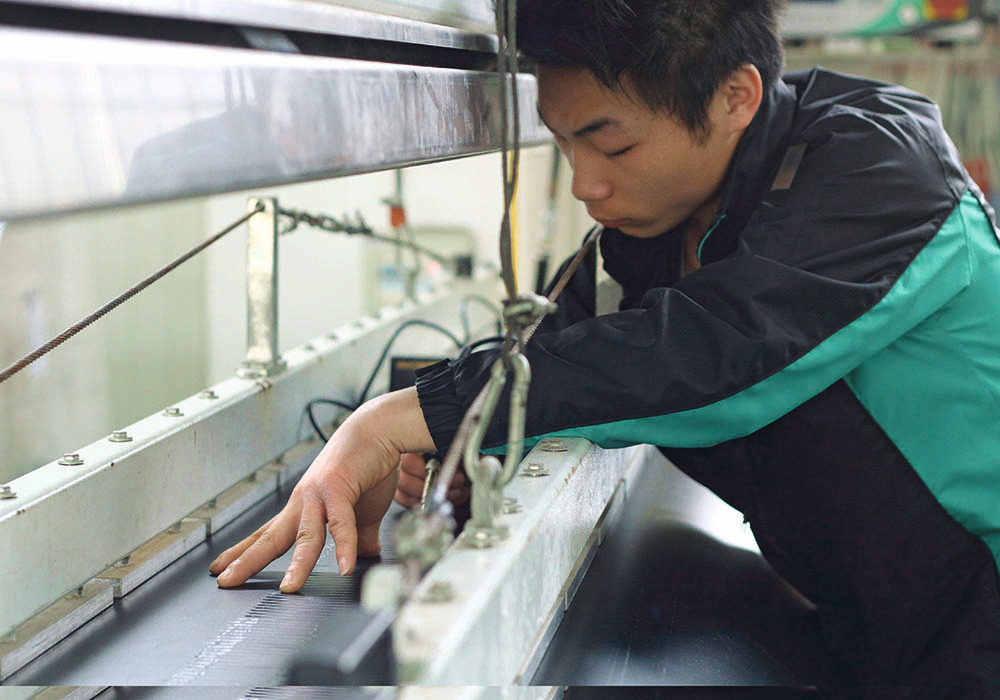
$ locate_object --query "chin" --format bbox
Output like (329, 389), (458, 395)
(618, 223), (664, 239)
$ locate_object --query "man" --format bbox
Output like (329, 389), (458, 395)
(211, 0), (1000, 692)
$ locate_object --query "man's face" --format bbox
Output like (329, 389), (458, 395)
(536, 65), (742, 239)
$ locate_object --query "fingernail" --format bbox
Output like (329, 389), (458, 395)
(338, 557), (349, 576)
(279, 575), (292, 592)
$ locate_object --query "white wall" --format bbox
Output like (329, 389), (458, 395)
(0, 146), (587, 483)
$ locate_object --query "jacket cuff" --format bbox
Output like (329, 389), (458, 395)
(414, 360), (463, 454)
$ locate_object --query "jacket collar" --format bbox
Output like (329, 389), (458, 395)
(697, 76), (799, 265)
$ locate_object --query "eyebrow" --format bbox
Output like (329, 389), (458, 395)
(537, 108), (621, 139)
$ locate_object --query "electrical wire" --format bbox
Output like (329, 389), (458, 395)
(356, 319), (463, 406)
(458, 294), (503, 342)
(306, 398), (358, 442)
(304, 318), (465, 442)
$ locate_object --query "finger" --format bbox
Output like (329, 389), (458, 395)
(216, 507), (299, 588)
(279, 495), (329, 593)
(396, 469), (426, 501)
(209, 517), (274, 574)
(357, 521), (383, 558)
(355, 466), (398, 543)
(398, 452), (427, 478)
(394, 487), (420, 509)
(325, 487), (359, 576)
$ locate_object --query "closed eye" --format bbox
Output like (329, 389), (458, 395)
(605, 145), (635, 158)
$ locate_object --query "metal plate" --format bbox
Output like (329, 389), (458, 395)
(392, 440), (653, 685)
(0, 26), (548, 222)
(11, 0), (498, 52)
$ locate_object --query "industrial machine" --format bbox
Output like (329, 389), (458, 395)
(0, 2), (831, 698)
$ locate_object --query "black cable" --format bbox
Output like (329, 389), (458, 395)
(458, 294), (503, 342)
(305, 319), (465, 442)
(357, 319), (463, 406)
(306, 398), (358, 441)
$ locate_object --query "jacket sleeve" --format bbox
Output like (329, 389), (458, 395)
(416, 101), (973, 453)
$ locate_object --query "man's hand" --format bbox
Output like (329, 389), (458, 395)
(394, 453), (472, 509)
(209, 387), (435, 592)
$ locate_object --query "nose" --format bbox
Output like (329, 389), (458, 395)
(568, 150), (613, 203)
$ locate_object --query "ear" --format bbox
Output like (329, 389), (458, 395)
(721, 64), (763, 132)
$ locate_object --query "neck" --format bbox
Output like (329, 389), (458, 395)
(682, 194), (722, 274)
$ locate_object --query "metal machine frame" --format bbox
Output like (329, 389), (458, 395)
(0, 3), (659, 694)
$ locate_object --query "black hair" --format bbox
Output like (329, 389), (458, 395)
(516, 0), (786, 140)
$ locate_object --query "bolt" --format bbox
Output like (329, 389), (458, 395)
(163, 407), (183, 417)
(0, 485), (16, 500)
(420, 581), (455, 603)
(109, 430), (133, 443)
(327, 332), (339, 341)
(462, 527), (499, 549)
(503, 497), (523, 514)
(520, 462), (550, 478)
(198, 389), (219, 400)
(59, 453), (84, 466)
(303, 343), (315, 352)
(539, 439), (568, 453)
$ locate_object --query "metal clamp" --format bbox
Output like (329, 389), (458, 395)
(459, 292), (555, 547)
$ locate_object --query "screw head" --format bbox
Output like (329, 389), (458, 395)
(420, 581), (455, 603)
(59, 453), (84, 466)
(109, 430), (133, 443)
(0, 485), (16, 500)
(198, 389), (218, 400)
(163, 407), (183, 417)
(520, 462), (550, 478)
(303, 343), (315, 352)
(539, 439), (568, 453)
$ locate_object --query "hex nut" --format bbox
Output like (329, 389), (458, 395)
(59, 453), (84, 466)
(539, 439), (568, 453)
(163, 407), (183, 417)
(520, 462), (550, 478)
(109, 430), (133, 443)
(0, 485), (16, 500)
(420, 581), (455, 603)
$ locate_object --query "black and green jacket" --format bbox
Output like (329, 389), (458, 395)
(417, 68), (1000, 689)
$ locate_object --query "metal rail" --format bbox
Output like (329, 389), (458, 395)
(9, 0), (497, 51)
(0, 283), (496, 640)
(0, 26), (549, 222)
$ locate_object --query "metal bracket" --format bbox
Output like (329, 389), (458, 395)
(237, 197), (287, 379)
